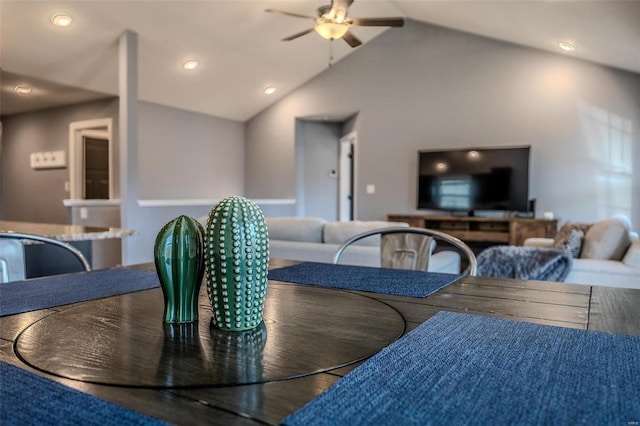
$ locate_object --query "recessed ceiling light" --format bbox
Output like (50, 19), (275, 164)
(435, 162), (448, 172)
(14, 86), (32, 95)
(467, 150), (480, 160)
(51, 13), (73, 27)
(558, 41), (575, 52)
(264, 86), (277, 95)
(183, 59), (199, 70)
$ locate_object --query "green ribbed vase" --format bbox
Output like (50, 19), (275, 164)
(154, 215), (205, 323)
(205, 196), (269, 331)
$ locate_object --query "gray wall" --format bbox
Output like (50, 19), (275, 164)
(1, 99), (245, 266)
(124, 101), (245, 265)
(1, 99), (118, 222)
(138, 102), (244, 199)
(245, 20), (640, 228)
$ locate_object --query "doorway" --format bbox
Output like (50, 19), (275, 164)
(295, 119), (356, 221)
(83, 134), (110, 199)
(69, 119), (113, 200)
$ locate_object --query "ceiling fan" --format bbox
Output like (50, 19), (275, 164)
(266, 0), (404, 48)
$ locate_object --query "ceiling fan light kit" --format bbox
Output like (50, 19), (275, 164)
(266, 0), (404, 48)
(315, 21), (350, 40)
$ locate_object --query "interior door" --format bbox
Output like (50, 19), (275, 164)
(83, 136), (109, 199)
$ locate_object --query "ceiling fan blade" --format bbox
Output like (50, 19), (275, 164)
(342, 30), (362, 48)
(349, 17), (405, 27)
(265, 9), (317, 21)
(282, 28), (315, 41)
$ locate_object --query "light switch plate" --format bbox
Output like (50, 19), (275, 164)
(30, 150), (67, 169)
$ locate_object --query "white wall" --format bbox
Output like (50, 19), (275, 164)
(245, 20), (640, 228)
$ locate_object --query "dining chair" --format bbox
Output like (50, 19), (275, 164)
(0, 232), (91, 283)
(332, 226), (478, 276)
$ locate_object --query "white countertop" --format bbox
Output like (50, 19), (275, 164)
(0, 221), (136, 242)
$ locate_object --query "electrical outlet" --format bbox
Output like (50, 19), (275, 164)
(30, 150), (66, 169)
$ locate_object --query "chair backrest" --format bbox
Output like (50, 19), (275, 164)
(333, 226), (477, 276)
(0, 232), (91, 283)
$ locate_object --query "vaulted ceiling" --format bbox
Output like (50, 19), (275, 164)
(2, 1), (639, 120)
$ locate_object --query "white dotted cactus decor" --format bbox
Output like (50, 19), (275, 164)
(205, 196), (270, 331)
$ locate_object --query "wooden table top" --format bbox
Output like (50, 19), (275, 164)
(0, 220), (136, 242)
(1, 259), (639, 425)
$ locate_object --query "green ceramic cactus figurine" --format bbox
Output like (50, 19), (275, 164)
(154, 215), (205, 323)
(205, 196), (269, 331)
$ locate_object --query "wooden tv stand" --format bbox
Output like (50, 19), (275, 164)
(387, 214), (558, 247)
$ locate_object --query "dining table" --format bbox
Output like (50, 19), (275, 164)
(0, 258), (638, 425)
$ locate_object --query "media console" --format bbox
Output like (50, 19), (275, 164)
(387, 214), (558, 247)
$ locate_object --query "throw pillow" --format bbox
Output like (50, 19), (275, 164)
(581, 217), (631, 260)
(553, 222), (591, 254)
(556, 229), (583, 258)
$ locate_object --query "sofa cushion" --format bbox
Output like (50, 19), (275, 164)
(580, 217), (631, 260)
(622, 233), (640, 269)
(565, 258), (640, 289)
(323, 221), (409, 246)
(268, 239), (460, 273)
(553, 222), (591, 255)
(266, 217), (327, 243)
(197, 215), (209, 228)
(523, 238), (554, 248)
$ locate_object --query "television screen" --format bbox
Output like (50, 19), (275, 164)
(417, 146), (530, 213)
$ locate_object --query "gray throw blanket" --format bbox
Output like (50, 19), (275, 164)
(477, 246), (573, 282)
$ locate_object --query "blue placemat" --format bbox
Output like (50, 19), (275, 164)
(0, 361), (169, 426)
(0, 268), (160, 316)
(268, 262), (460, 298)
(282, 312), (640, 425)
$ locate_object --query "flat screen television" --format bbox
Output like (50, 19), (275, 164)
(417, 146), (530, 214)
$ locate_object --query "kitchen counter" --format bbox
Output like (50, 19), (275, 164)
(0, 220), (136, 242)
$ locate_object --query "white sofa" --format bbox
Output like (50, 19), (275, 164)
(525, 215), (640, 289)
(265, 217), (462, 274)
